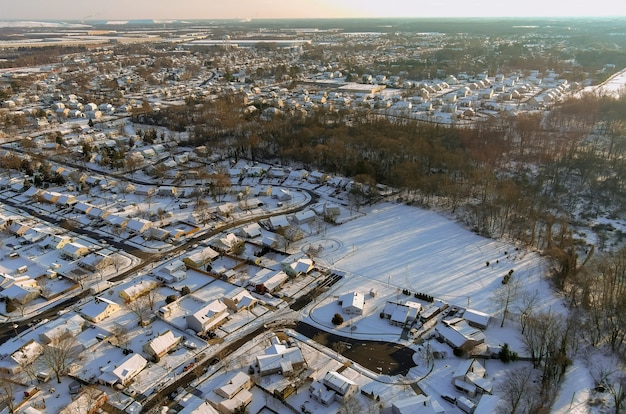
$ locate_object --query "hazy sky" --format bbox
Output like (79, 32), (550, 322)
(2, 0), (625, 20)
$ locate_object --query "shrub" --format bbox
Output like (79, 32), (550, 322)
(332, 313), (344, 325)
(498, 343), (518, 363)
(180, 286), (191, 296)
(165, 295), (177, 304)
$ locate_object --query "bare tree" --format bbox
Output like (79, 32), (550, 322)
(111, 323), (130, 348)
(0, 373), (18, 413)
(126, 295), (153, 326)
(41, 333), (81, 383)
(496, 366), (540, 414)
(343, 396), (365, 414)
(492, 276), (521, 327)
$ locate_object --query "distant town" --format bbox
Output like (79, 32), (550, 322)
(1, 17), (625, 414)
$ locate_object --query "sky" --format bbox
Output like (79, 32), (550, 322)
(1, 0), (625, 21)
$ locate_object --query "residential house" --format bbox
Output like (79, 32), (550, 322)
(435, 318), (486, 351)
(452, 358), (493, 396)
(463, 308), (491, 330)
(119, 279), (159, 302)
(183, 246), (219, 268)
(381, 301), (421, 326)
(186, 299), (228, 333)
(61, 242), (90, 260)
(310, 371), (359, 406)
(0, 339), (43, 375)
(392, 395), (445, 414)
(255, 334), (305, 377)
(206, 371), (253, 414)
(338, 291), (365, 315)
(156, 259), (187, 284)
(126, 218), (152, 234)
(59, 388), (107, 414)
(222, 288), (258, 313)
(39, 314), (85, 344)
(250, 268), (289, 294)
(98, 353), (148, 386)
(282, 256), (314, 277)
(79, 296), (120, 323)
(143, 330), (181, 359)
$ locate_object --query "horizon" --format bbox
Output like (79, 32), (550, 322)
(2, 0), (625, 21)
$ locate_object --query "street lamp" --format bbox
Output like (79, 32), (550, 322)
(13, 323), (19, 336)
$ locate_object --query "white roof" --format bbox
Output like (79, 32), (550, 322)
(145, 330), (181, 356)
(110, 353), (147, 383)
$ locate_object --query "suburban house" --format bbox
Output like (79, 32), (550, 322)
(222, 288), (258, 313)
(0, 339), (43, 375)
(309, 371), (359, 406)
(186, 299), (228, 333)
(463, 308), (491, 330)
(435, 318), (486, 351)
(255, 334), (305, 377)
(183, 246), (219, 269)
(79, 252), (114, 272)
(98, 353), (148, 386)
(381, 300), (421, 326)
(61, 242), (90, 260)
(38, 314), (85, 344)
(206, 371), (253, 414)
(79, 296), (120, 323)
(282, 256), (314, 277)
(452, 358), (493, 397)
(126, 218), (152, 234)
(143, 330), (182, 359)
(119, 279), (159, 302)
(156, 259), (187, 284)
(392, 394), (445, 414)
(338, 291), (365, 315)
(59, 388), (107, 414)
(250, 268), (289, 294)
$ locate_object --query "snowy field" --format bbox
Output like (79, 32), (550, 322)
(308, 202), (559, 316)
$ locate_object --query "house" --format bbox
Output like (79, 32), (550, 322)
(0, 284), (40, 305)
(79, 296), (120, 323)
(186, 299), (228, 333)
(436, 318), (486, 351)
(275, 189), (292, 202)
(268, 214), (290, 230)
(126, 218), (152, 234)
(59, 388), (107, 414)
(452, 358), (492, 396)
(206, 371), (253, 414)
(381, 301), (421, 326)
(39, 314), (85, 344)
(222, 288), (258, 313)
(9, 221), (30, 236)
(310, 370), (359, 406)
(293, 209), (316, 225)
(0, 339), (43, 375)
(61, 242), (90, 260)
(184, 246), (219, 268)
(240, 223), (262, 238)
(307, 171), (327, 184)
(79, 252), (114, 272)
(119, 279), (159, 302)
(283, 256), (314, 277)
(74, 202), (93, 215)
(463, 308), (491, 330)
(213, 233), (241, 252)
(338, 291), (365, 315)
(156, 259), (187, 284)
(143, 330), (182, 359)
(256, 334), (305, 377)
(392, 394), (445, 414)
(251, 269), (289, 294)
(98, 353), (148, 386)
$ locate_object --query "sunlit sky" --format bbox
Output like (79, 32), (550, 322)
(2, 0), (625, 20)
